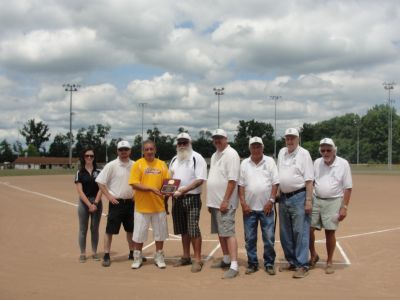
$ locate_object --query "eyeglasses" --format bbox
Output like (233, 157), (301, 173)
(144, 148), (155, 151)
(118, 148), (130, 152)
(320, 149), (332, 153)
(84, 154), (94, 158)
(177, 140), (189, 146)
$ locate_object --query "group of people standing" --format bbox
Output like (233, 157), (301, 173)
(74, 127), (352, 280)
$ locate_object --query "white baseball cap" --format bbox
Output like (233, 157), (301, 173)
(212, 129), (227, 138)
(284, 128), (299, 137)
(320, 138), (335, 147)
(117, 140), (131, 149)
(176, 132), (192, 141)
(249, 136), (264, 145)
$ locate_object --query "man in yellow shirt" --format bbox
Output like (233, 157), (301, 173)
(129, 140), (170, 269)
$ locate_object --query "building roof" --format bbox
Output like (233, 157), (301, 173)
(14, 157), (79, 165)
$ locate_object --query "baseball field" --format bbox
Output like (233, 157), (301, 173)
(0, 172), (399, 299)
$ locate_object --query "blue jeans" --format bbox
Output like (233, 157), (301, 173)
(279, 191), (310, 269)
(243, 210), (276, 268)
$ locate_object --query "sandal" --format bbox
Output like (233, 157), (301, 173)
(325, 264), (335, 274)
(173, 257), (192, 267)
(309, 254), (320, 269)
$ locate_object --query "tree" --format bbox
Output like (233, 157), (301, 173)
(48, 133), (70, 157)
(20, 119), (51, 153)
(192, 130), (214, 158)
(74, 124), (111, 162)
(0, 139), (16, 163)
(233, 120), (274, 157)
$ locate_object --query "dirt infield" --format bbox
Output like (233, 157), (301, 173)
(0, 174), (399, 300)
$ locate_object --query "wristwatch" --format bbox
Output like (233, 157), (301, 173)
(268, 198), (275, 203)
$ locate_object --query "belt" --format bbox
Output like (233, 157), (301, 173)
(281, 187), (306, 198)
(117, 198), (132, 202)
(315, 196), (340, 200)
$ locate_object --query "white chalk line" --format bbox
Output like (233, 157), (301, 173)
(5, 181), (398, 264)
(0, 181), (220, 259)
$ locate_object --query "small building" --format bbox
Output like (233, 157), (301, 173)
(13, 157), (79, 170)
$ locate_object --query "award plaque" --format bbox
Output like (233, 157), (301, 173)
(161, 179), (181, 195)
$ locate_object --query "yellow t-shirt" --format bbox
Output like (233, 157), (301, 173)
(128, 158), (170, 213)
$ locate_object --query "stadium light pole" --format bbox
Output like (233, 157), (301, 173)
(138, 102), (147, 156)
(270, 95), (282, 159)
(213, 87), (224, 128)
(63, 83), (80, 168)
(383, 82), (395, 170)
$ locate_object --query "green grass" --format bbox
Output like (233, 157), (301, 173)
(350, 164), (400, 175)
(0, 168), (76, 177)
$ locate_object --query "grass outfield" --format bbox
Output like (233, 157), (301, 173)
(0, 168), (76, 177)
(351, 164), (400, 175)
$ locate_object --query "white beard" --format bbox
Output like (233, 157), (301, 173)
(177, 145), (193, 161)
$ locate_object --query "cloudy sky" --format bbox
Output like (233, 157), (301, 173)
(1, 0), (400, 146)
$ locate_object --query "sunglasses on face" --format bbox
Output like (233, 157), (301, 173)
(118, 148), (130, 152)
(320, 149), (332, 153)
(144, 147), (155, 151)
(177, 140), (189, 146)
(84, 154), (94, 158)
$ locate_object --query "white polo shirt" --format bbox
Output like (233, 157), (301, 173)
(169, 150), (207, 194)
(314, 156), (352, 198)
(207, 145), (240, 209)
(239, 155), (279, 211)
(277, 146), (314, 193)
(95, 158), (134, 199)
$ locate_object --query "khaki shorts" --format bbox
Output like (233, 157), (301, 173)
(311, 196), (342, 230)
(210, 207), (236, 237)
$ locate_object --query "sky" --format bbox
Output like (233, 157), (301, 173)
(1, 0), (400, 147)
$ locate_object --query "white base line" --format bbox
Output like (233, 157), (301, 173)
(206, 243), (221, 261)
(0, 181), (217, 251)
(336, 241), (351, 265)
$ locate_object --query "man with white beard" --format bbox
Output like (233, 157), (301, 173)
(169, 133), (208, 273)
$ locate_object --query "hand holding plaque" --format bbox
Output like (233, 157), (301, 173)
(161, 179), (181, 195)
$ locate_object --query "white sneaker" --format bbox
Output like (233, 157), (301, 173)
(154, 250), (166, 269)
(131, 250), (143, 269)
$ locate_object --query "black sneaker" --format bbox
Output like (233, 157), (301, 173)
(102, 257), (111, 267)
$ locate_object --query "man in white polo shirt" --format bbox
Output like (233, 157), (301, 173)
(239, 137), (279, 276)
(309, 138), (352, 274)
(277, 128), (314, 278)
(96, 140), (135, 267)
(207, 129), (241, 279)
(169, 132), (208, 273)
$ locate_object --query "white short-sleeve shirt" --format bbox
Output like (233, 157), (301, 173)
(207, 145), (240, 209)
(95, 158), (134, 199)
(314, 156), (352, 198)
(277, 146), (314, 193)
(169, 150), (207, 195)
(239, 155), (279, 211)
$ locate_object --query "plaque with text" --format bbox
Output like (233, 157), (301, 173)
(161, 179), (181, 195)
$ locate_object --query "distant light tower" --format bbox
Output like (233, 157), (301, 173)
(270, 95), (282, 159)
(63, 83), (80, 168)
(213, 87), (224, 128)
(138, 102), (147, 156)
(383, 82), (396, 170)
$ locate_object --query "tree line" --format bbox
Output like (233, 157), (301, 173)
(1, 104), (399, 164)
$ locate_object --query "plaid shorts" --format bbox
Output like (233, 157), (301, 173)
(172, 194), (202, 238)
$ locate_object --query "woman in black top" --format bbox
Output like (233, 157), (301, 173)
(74, 147), (102, 262)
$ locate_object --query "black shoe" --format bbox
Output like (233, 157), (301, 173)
(102, 257), (111, 267)
(265, 265), (276, 275)
(245, 265), (259, 275)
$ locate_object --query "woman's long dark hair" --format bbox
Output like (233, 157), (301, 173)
(79, 147), (97, 171)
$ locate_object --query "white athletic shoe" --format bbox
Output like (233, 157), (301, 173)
(154, 250), (166, 269)
(131, 250), (143, 269)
